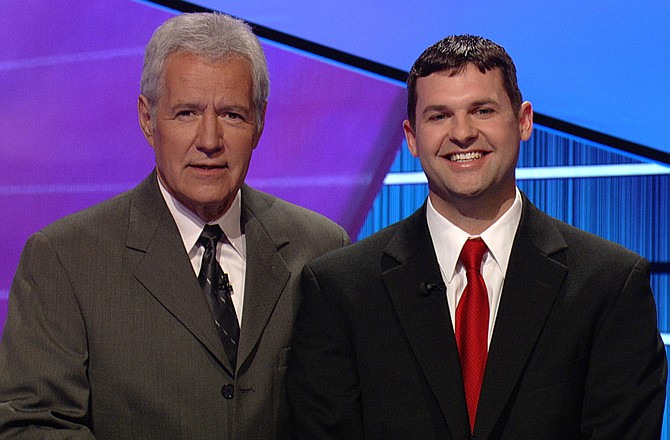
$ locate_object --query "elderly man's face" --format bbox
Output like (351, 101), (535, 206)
(139, 52), (265, 222)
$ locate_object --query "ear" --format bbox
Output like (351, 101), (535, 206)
(138, 94), (155, 148)
(252, 100), (268, 150)
(518, 101), (533, 141)
(403, 119), (419, 158)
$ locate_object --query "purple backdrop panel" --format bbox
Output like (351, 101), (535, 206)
(249, 45), (406, 234)
(0, 0), (406, 334)
(1, 0), (174, 333)
(1, 55), (154, 186)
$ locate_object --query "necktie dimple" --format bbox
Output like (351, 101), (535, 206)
(455, 237), (489, 433)
(197, 224), (240, 370)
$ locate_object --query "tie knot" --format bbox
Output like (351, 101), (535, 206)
(459, 238), (487, 272)
(198, 224), (224, 249)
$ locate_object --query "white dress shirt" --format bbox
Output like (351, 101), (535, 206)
(158, 177), (247, 324)
(426, 189), (523, 346)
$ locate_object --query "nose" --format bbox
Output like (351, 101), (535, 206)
(449, 115), (477, 147)
(196, 111), (222, 154)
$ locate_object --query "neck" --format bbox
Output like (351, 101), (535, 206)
(429, 188), (516, 235)
(193, 201), (234, 224)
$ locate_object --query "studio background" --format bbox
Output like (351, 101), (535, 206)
(2, 0), (669, 435)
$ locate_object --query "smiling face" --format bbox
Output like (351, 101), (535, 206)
(403, 64), (532, 230)
(138, 51), (265, 222)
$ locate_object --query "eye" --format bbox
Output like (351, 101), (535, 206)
(428, 113), (447, 122)
(176, 109), (196, 119)
(474, 108), (494, 116)
(222, 112), (247, 123)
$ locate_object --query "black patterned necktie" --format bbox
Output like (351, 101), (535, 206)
(197, 224), (240, 370)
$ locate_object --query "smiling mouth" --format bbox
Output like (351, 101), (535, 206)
(448, 151), (486, 162)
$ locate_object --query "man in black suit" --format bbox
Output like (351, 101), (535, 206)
(287, 35), (667, 439)
(0, 13), (348, 439)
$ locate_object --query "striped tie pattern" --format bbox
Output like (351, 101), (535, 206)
(198, 224), (240, 370)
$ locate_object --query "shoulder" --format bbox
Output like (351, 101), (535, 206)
(14, 188), (137, 283)
(241, 185), (349, 242)
(33, 174), (160, 250)
(39, 189), (133, 241)
(308, 215), (406, 277)
(38, 172), (158, 235)
(555, 217), (645, 268)
(522, 197), (646, 273)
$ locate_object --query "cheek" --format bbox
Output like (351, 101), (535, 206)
(417, 125), (445, 144)
(153, 144), (174, 167)
(227, 133), (257, 159)
(155, 133), (191, 161)
(231, 148), (254, 168)
(415, 135), (443, 158)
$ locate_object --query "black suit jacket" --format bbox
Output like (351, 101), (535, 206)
(287, 195), (667, 439)
(0, 171), (349, 439)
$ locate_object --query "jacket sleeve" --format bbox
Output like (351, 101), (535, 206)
(287, 263), (365, 439)
(0, 232), (96, 439)
(581, 256), (667, 439)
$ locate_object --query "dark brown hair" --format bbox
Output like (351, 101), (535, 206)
(406, 35), (522, 128)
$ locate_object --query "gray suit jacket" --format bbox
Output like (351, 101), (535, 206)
(288, 195), (667, 439)
(0, 171), (349, 439)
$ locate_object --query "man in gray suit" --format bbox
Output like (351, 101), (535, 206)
(287, 35), (666, 439)
(0, 12), (348, 439)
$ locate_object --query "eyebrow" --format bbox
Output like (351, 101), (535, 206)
(422, 104), (450, 115)
(421, 99), (500, 114)
(169, 102), (203, 112)
(471, 98), (500, 107)
(217, 104), (252, 115)
(168, 102), (252, 116)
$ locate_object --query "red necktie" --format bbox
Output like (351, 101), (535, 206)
(455, 238), (489, 433)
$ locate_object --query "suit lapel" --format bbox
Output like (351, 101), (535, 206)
(125, 172), (232, 373)
(236, 186), (291, 370)
(474, 196), (569, 438)
(382, 206), (471, 440)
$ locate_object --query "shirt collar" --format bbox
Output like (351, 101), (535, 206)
(157, 175), (245, 259)
(426, 188), (523, 282)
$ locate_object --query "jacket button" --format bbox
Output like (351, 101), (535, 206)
(222, 384), (234, 399)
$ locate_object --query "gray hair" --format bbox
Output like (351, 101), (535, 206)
(140, 12), (269, 129)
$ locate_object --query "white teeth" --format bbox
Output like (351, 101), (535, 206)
(449, 151), (484, 162)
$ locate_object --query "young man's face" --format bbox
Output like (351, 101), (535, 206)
(404, 64), (532, 217)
